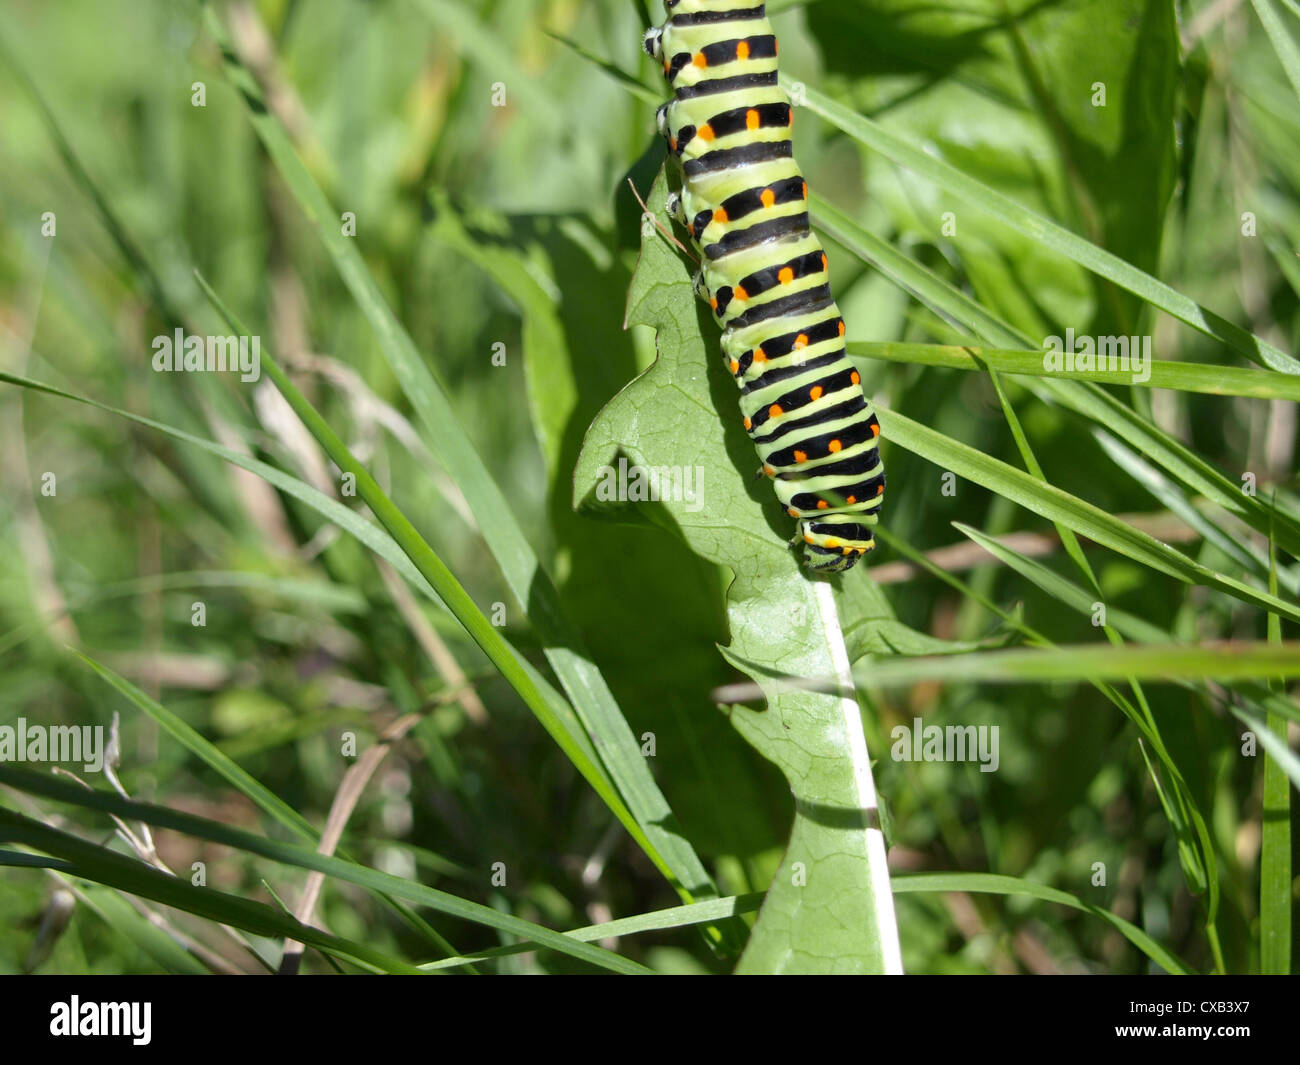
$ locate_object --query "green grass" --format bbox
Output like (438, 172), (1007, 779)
(0, 0), (1295, 975)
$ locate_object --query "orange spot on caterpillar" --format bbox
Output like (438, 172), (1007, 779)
(828, 439), (843, 453)
(793, 334), (809, 349)
(713, 208), (728, 223)
(761, 188), (776, 208)
(669, 137), (678, 152)
(871, 422), (881, 437)
(821, 253), (828, 271)
(693, 52), (708, 68)
(803, 533), (816, 545)
(768, 404), (783, 418)
(838, 320), (846, 336)
(793, 449), (807, 463)
(787, 507), (798, 518)
(729, 360), (740, 374)
(746, 109), (760, 130)
(735, 286), (749, 301)
(753, 347), (767, 363)
(817, 500), (829, 510)
(736, 40), (750, 61)
(846, 495), (857, 505)
(764, 464), (776, 478)
(877, 483), (884, 494)
(850, 371), (860, 385)
(778, 267), (794, 285)
(801, 181), (808, 199)
(709, 297), (718, 311)
(743, 416), (752, 430)
(809, 386), (823, 401)
(698, 124), (715, 141)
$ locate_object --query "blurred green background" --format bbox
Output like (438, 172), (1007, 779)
(0, 0), (1296, 974)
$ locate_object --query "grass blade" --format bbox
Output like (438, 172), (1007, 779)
(200, 1), (721, 912)
(880, 407), (1300, 623)
(855, 641), (1300, 688)
(193, 275), (665, 880)
(1251, 0), (1300, 100)
(421, 893), (767, 971)
(0, 767), (651, 974)
(795, 78), (1300, 374)
(1261, 526), (1293, 973)
(893, 872), (1191, 974)
(73, 650), (318, 840)
(848, 341), (1300, 401)
(0, 813), (425, 973)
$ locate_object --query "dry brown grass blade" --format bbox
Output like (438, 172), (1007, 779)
(277, 711), (423, 974)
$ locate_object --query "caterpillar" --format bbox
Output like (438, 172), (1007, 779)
(642, 0), (884, 572)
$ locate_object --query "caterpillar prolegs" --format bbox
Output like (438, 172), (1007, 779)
(642, 0), (885, 573)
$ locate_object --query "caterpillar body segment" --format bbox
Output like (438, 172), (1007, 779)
(644, 0), (884, 571)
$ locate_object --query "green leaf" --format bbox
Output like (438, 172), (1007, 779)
(843, 617), (1013, 661)
(807, 0), (1180, 336)
(575, 170), (900, 973)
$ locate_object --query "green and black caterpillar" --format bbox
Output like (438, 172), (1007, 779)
(642, 0), (885, 572)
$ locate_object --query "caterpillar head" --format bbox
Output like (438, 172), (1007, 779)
(804, 548), (860, 573)
(803, 543), (868, 573)
(798, 519), (875, 573)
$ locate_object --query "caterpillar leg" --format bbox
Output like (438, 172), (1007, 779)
(656, 103), (670, 138)
(692, 269), (709, 305)
(665, 190), (685, 225)
(642, 27), (663, 60)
